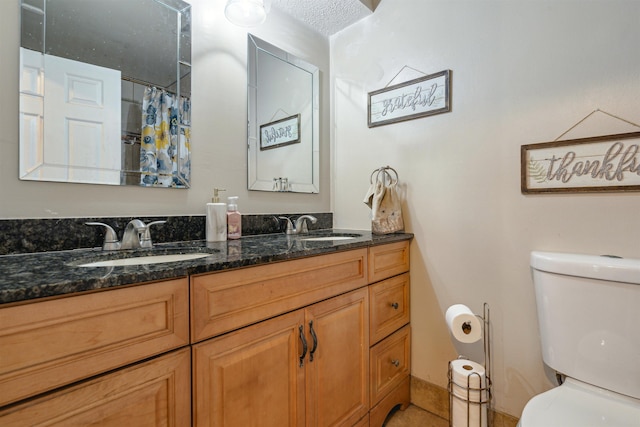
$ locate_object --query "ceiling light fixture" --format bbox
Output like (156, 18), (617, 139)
(224, 0), (267, 27)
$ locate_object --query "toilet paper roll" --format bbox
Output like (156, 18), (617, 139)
(446, 304), (482, 343)
(452, 393), (487, 427)
(450, 359), (488, 427)
(450, 359), (487, 402)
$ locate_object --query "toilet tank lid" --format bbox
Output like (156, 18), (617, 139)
(530, 251), (640, 285)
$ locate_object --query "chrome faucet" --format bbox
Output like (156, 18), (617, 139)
(120, 219), (147, 249)
(86, 219), (166, 250)
(278, 215), (317, 235)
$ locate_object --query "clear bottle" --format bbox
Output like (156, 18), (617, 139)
(206, 188), (226, 242)
(227, 196), (241, 240)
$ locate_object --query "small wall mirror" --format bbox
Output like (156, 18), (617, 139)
(247, 34), (319, 193)
(19, 0), (192, 187)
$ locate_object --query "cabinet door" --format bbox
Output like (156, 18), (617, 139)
(0, 348), (191, 427)
(305, 288), (369, 427)
(193, 310), (306, 427)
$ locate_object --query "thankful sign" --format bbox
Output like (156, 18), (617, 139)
(521, 132), (640, 193)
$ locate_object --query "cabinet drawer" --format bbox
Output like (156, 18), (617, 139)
(0, 348), (191, 427)
(191, 249), (367, 342)
(368, 241), (410, 283)
(369, 273), (410, 345)
(369, 325), (411, 407)
(0, 278), (189, 406)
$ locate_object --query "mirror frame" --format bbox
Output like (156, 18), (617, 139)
(247, 34), (320, 193)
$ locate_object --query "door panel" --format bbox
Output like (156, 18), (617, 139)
(305, 288), (369, 427)
(44, 53), (121, 183)
(193, 310), (306, 427)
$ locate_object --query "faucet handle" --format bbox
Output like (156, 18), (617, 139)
(146, 220), (167, 228)
(295, 215), (318, 234)
(86, 222), (121, 251)
(140, 220), (166, 248)
(278, 216), (295, 234)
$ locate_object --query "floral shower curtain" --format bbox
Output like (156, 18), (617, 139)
(140, 87), (191, 187)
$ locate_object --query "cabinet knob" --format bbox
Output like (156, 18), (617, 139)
(390, 302), (399, 310)
(391, 359), (400, 368)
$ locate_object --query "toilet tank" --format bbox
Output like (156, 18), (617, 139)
(530, 251), (640, 400)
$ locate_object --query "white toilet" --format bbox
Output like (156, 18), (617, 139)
(518, 251), (640, 427)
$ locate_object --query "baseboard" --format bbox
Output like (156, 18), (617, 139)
(409, 376), (520, 427)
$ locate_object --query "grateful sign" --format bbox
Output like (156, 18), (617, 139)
(367, 70), (451, 128)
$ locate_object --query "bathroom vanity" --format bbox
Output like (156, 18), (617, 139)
(0, 232), (411, 426)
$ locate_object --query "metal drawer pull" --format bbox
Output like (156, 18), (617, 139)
(390, 302), (399, 310)
(299, 325), (307, 367)
(391, 359), (400, 367)
(309, 320), (318, 362)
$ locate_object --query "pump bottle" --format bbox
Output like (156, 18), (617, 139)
(227, 196), (241, 239)
(206, 188), (227, 242)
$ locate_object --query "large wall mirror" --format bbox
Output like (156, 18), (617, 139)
(247, 35), (319, 193)
(19, 0), (192, 188)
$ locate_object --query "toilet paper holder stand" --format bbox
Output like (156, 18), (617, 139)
(447, 302), (492, 427)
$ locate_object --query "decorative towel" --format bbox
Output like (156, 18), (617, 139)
(364, 167), (404, 234)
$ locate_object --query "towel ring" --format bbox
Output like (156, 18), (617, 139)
(370, 166), (398, 185)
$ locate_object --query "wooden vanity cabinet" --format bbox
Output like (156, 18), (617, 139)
(193, 288), (368, 427)
(191, 250), (370, 427)
(192, 240), (411, 427)
(0, 238), (410, 427)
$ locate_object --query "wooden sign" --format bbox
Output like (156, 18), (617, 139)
(367, 70), (451, 128)
(260, 114), (300, 150)
(521, 132), (640, 193)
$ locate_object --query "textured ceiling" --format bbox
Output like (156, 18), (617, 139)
(269, 0), (377, 37)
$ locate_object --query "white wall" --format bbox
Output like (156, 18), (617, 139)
(331, 0), (640, 418)
(0, 0), (330, 218)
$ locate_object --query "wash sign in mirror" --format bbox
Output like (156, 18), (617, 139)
(19, 0), (192, 188)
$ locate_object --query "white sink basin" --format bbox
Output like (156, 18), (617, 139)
(77, 253), (211, 267)
(301, 236), (356, 242)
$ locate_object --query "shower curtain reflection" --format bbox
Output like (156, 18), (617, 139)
(140, 87), (191, 187)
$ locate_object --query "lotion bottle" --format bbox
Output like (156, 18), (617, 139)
(206, 188), (227, 242)
(227, 196), (242, 240)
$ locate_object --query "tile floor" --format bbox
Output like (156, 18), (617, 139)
(383, 404), (448, 427)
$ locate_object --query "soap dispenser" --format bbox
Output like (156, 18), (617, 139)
(206, 188), (227, 242)
(227, 196), (241, 240)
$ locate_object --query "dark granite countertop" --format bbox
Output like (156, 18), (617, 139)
(0, 230), (412, 305)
